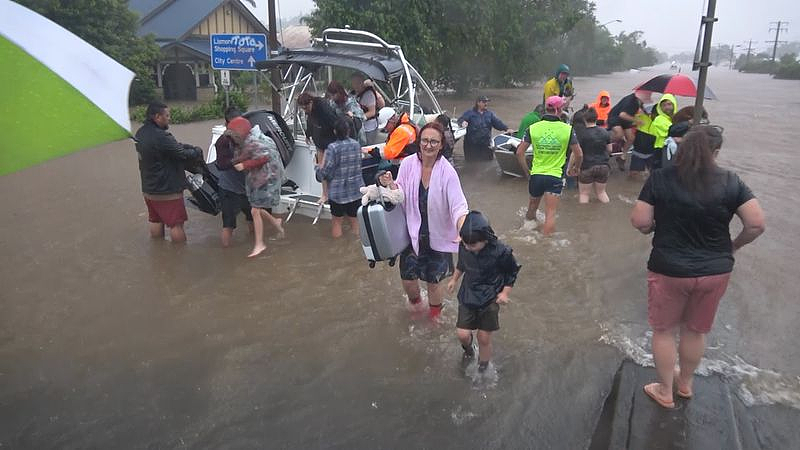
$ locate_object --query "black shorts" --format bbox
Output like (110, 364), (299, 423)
(220, 188), (253, 229)
(629, 153), (655, 172)
(329, 199), (360, 218)
(456, 302), (500, 331)
(528, 174), (564, 198)
(399, 241), (453, 283)
(607, 117), (635, 130)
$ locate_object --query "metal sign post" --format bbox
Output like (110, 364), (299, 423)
(220, 69), (230, 108)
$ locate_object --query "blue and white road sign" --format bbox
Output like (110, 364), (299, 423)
(211, 33), (268, 70)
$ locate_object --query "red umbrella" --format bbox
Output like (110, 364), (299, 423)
(634, 73), (717, 100)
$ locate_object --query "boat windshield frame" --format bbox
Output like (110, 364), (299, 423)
(256, 28), (443, 139)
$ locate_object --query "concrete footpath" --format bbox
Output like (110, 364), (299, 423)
(589, 361), (800, 449)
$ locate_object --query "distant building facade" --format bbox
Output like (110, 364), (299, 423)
(130, 0), (271, 101)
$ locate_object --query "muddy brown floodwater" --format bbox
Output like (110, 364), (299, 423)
(1, 65), (799, 449)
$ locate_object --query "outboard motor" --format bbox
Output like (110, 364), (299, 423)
(242, 110), (295, 167)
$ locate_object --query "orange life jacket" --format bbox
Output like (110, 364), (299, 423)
(590, 90), (612, 123)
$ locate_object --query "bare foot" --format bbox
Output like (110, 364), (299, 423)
(247, 244), (267, 258)
(274, 218), (285, 239)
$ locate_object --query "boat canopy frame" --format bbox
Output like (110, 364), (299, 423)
(256, 28), (443, 136)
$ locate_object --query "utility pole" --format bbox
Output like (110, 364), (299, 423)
(693, 0), (717, 124)
(729, 45), (734, 68)
(745, 39), (753, 66)
(728, 44), (742, 69)
(767, 21), (789, 63)
(267, 0), (281, 112)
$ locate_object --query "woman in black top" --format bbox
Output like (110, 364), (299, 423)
(630, 125), (765, 409)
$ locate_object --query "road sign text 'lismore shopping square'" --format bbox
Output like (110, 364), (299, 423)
(211, 34), (268, 71)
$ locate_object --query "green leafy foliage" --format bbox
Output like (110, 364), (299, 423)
(130, 88), (249, 124)
(16, 0), (161, 105)
(306, 0), (661, 92)
(774, 53), (800, 80)
(735, 46), (800, 79)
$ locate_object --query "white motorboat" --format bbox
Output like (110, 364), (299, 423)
(207, 28), (465, 223)
(492, 134), (531, 177)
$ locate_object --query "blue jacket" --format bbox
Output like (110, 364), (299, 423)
(458, 108), (508, 147)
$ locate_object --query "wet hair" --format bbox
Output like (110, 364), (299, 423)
(416, 122), (446, 160)
(583, 107), (598, 123)
(224, 107), (242, 124)
(460, 227), (489, 245)
(333, 117), (353, 139)
(326, 80), (348, 106)
(297, 92), (315, 107)
(146, 102), (168, 120)
(672, 105), (708, 124)
(674, 125), (724, 192)
(571, 106), (587, 129)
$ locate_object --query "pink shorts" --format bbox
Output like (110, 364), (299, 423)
(647, 271), (731, 333)
(144, 197), (188, 227)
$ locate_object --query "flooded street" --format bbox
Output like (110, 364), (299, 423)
(1, 65), (799, 448)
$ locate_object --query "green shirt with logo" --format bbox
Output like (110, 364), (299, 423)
(524, 117), (575, 177)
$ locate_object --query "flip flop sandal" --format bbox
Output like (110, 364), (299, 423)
(644, 383), (675, 409)
(673, 369), (693, 399)
(676, 388), (693, 399)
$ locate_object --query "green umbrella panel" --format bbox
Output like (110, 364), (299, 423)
(0, 0), (134, 176)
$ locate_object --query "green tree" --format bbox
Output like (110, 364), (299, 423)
(16, 0), (161, 105)
(306, 0), (661, 92)
(774, 53), (800, 80)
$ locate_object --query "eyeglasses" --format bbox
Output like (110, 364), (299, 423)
(420, 138), (441, 147)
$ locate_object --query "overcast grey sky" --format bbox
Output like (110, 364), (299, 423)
(250, 0), (798, 55)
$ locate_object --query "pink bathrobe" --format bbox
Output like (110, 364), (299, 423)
(395, 155), (469, 254)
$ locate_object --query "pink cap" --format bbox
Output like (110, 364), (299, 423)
(227, 117), (252, 138)
(546, 95), (565, 109)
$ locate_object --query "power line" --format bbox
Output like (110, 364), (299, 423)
(766, 21), (789, 63)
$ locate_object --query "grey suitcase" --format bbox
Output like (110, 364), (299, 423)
(358, 198), (410, 268)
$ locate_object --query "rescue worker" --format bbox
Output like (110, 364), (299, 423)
(542, 64), (575, 109)
(515, 96), (583, 236)
(458, 96), (512, 162)
(362, 107), (419, 178)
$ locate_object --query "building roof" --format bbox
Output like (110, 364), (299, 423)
(128, 0), (164, 18)
(131, 0), (268, 41)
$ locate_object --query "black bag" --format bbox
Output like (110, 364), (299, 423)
(186, 164), (221, 215)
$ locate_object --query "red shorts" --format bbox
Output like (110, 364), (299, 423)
(647, 271), (731, 333)
(144, 197), (188, 227)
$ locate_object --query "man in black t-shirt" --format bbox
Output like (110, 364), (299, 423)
(606, 92), (646, 164)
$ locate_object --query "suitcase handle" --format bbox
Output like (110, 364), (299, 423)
(374, 171), (396, 212)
